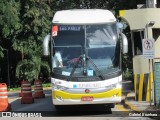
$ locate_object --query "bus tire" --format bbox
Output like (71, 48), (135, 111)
(55, 105), (64, 111)
(107, 103), (115, 108)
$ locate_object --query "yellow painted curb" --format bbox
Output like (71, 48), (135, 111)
(115, 105), (129, 111)
(125, 100), (141, 112)
(125, 93), (141, 112)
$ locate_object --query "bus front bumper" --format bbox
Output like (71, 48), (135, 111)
(52, 88), (122, 105)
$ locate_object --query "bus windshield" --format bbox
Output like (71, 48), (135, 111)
(52, 23), (120, 78)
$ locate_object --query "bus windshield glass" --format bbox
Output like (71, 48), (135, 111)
(52, 23), (120, 77)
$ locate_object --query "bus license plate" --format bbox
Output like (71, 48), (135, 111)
(81, 96), (94, 101)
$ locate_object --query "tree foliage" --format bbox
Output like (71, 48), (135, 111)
(0, 0), (20, 60)
(12, 0), (51, 81)
(13, 0), (51, 55)
(0, 0), (21, 38)
(16, 56), (50, 81)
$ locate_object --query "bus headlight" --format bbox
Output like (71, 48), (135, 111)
(52, 83), (68, 91)
(57, 85), (68, 91)
(105, 83), (116, 91)
(105, 81), (122, 91)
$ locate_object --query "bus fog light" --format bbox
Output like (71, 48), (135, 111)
(112, 93), (119, 98)
(56, 96), (63, 101)
(112, 94), (117, 97)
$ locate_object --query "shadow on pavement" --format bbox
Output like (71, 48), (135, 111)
(9, 94), (113, 117)
(52, 105), (112, 117)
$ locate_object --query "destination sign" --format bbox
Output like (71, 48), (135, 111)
(59, 26), (81, 31)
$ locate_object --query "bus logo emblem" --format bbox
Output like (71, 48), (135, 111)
(85, 89), (90, 93)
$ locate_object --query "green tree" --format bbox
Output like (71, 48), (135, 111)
(16, 55), (50, 81)
(13, 0), (51, 81)
(0, 0), (21, 59)
(0, 0), (21, 85)
(15, 40), (50, 82)
(13, 0), (51, 53)
(0, 46), (4, 59)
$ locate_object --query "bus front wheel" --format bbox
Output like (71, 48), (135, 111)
(107, 103), (115, 108)
(54, 105), (66, 111)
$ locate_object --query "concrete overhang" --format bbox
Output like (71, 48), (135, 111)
(119, 8), (160, 30)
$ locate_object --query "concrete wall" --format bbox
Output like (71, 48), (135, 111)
(119, 8), (160, 30)
(120, 8), (160, 74)
(133, 55), (149, 74)
(119, 8), (160, 101)
(154, 30), (160, 58)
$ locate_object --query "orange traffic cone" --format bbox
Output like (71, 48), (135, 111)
(0, 83), (11, 111)
(19, 80), (25, 97)
(33, 80), (45, 98)
(21, 81), (34, 104)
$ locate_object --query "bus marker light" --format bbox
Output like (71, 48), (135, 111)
(52, 26), (58, 36)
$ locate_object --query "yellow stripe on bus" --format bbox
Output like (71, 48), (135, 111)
(52, 88), (122, 99)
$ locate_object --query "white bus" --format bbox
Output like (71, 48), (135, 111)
(43, 9), (128, 110)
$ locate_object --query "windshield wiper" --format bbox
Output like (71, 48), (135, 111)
(67, 55), (106, 81)
(86, 56), (105, 80)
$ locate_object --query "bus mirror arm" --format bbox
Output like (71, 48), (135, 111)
(43, 34), (51, 56)
(120, 33), (128, 54)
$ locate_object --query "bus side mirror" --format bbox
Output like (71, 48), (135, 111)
(120, 33), (128, 54)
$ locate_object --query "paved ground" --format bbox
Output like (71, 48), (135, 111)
(1, 80), (157, 119)
(124, 92), (160, 120)
(3, 89), (153, 119)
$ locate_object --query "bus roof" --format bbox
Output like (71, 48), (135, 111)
(52, 9), (116, 24)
